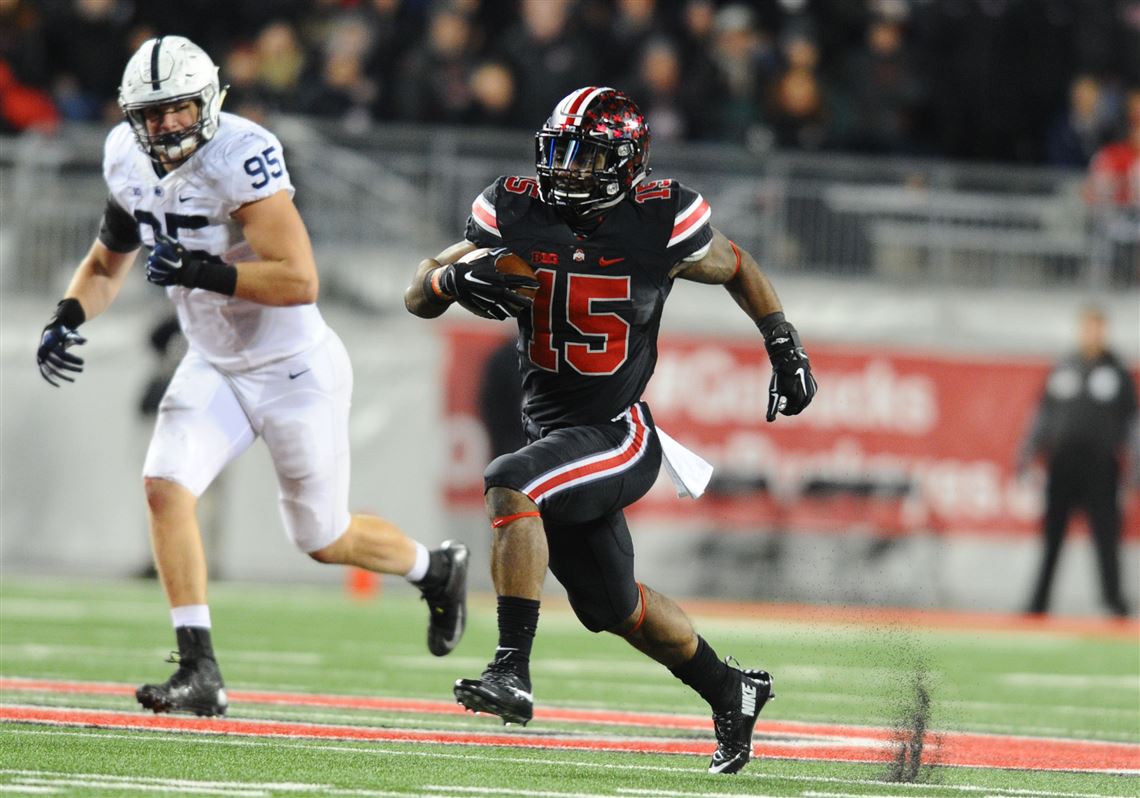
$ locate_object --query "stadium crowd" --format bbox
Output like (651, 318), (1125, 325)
(2, 0), (1139, 166)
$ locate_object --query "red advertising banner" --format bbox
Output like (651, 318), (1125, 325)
(441, 324), (1139, 539)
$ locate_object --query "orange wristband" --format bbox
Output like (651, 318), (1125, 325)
(429, 268), (454, 302)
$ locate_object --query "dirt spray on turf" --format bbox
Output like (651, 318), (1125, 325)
(866, 629), (939, 784)
(883, 655), (941, 783)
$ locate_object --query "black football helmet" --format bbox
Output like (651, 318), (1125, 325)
(535, 87), (651, 221)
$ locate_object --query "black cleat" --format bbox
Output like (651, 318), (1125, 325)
(136, 655), (228, 717)
(708, 664), (774, 774)
(420, 540), (469, 656)
(454, 666), (534, 726)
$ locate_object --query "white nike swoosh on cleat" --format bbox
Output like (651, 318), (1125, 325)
(439, 606), (465, 648)
(708, 753), (745, 774)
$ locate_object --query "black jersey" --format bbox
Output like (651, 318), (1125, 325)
(465, 176), (713, 429)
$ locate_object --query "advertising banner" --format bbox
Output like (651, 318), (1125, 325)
(442, 325), (1139, 538)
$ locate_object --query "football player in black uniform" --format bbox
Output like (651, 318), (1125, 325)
(405, 87), (817, 774)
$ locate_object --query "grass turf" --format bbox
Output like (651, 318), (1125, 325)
(1, 576), (1137, 797)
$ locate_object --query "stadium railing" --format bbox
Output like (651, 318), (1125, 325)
(2, 118), (1133, 298)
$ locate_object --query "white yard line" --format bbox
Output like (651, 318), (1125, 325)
(5, 728), (1136, 796)
(1000, 674), (1140, 690)
(0, 771), (449, 798)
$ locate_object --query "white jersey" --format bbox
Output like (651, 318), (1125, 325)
(103, 111), (327, 371)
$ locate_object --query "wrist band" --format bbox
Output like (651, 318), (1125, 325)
(756, 311), (786, 339)
(430, 268), (453, 301)
(53, 297), (86, 329)
(188, 258), (238, 296)
(422, 267), (453, 307)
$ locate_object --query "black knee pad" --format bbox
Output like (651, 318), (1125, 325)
(547, 513), (638, 633)
(483, 449), (533, 494)
(564, 587), (638, 633)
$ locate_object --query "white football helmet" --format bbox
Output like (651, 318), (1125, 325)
(118, 36), (224, 164)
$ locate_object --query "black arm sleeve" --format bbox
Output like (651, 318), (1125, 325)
(97, 198), (141, 253)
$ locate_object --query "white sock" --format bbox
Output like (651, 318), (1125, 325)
(405, 542), (431, 583)
(171, 604), (212, 629)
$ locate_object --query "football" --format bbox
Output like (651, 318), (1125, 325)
(460, 247), (537, 299)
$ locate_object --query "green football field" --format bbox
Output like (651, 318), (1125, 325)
(1, 575), (1137, 797)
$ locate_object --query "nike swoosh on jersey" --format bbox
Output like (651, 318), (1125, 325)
(289, 368), (311, 380)
(598, 256), (625, 267)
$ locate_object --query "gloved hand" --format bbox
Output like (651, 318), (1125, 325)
(760, 313), (817, 422)
(146, 232), (235, 294)
(37, 299), (87, 387)
(435, 250), (538, 320)
(147, 232), (200, 287)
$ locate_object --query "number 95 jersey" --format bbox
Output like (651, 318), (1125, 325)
(102, 111), (327, 371)
(465, 175), (713, 430)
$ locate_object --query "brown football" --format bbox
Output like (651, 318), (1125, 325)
(493, 251), (538, 299)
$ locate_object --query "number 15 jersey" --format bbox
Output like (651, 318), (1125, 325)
(465, 176), (713, 430)
(101, 111), (327, 372)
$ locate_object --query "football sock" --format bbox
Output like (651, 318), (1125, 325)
(405, 542), (431, 583)
(175, 626), (217, 663)
(170, 604), (211, 629)
(668, 636), (737, 710)
(492, 595), (540, 687)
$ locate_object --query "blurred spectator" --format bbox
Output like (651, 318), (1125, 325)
(672, 0), (728, 141)
(296, 14), (378, 130)
(478, 338), (527, 460)
(0, 59), (59, 133)
(623, 37), (692, 143)
(603, 0), (666, 85)
(765, 65), (828, 151)
(3, 0), (1137, 169)
(1085, 87), (1140, 206)
(44, 0), (131, 122)
(468, 60), (518, 128)
(840, 14), (926, 154)
(1084, 87), (1140, 283)
(764, 24), (830, 151)
(494, 0), (600, 127)
(362, 0), (424, 121)
(1017, 306), (1138, 618)
(706, 3), (779, 144)
(392, 2), (478, 124)
(254, 20), (307, 112)
(0, 0), (51, 91)
(1045, 74), (1117, 168)
(220, 44), (270, 123)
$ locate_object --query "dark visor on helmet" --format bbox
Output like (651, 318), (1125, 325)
(539, 133), (611, 174)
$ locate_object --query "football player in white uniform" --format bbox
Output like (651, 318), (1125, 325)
(35, 36), (469, 716)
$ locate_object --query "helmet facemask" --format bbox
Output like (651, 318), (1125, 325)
(118, 36), (225, 166)
(122, 88), (219, 165)
(535, 87), (650, 222)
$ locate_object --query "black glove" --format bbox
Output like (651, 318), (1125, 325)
(759, 312), (817, 422)
(37, 298), (87, 387)
(147, 232), (237, 295)
(434, 249), (538, 320)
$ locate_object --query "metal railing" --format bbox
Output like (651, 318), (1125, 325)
(2, 118), (1134, 297)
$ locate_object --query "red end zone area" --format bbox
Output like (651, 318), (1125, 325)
(3, 678), (1136, 775)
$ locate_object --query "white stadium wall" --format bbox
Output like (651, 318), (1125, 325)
(2, 252), (1137, 616)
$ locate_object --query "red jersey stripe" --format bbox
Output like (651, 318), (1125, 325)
(471, 195), (500, 237)
(668, 198), (711, 247)
(524, 405), (650, 503)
